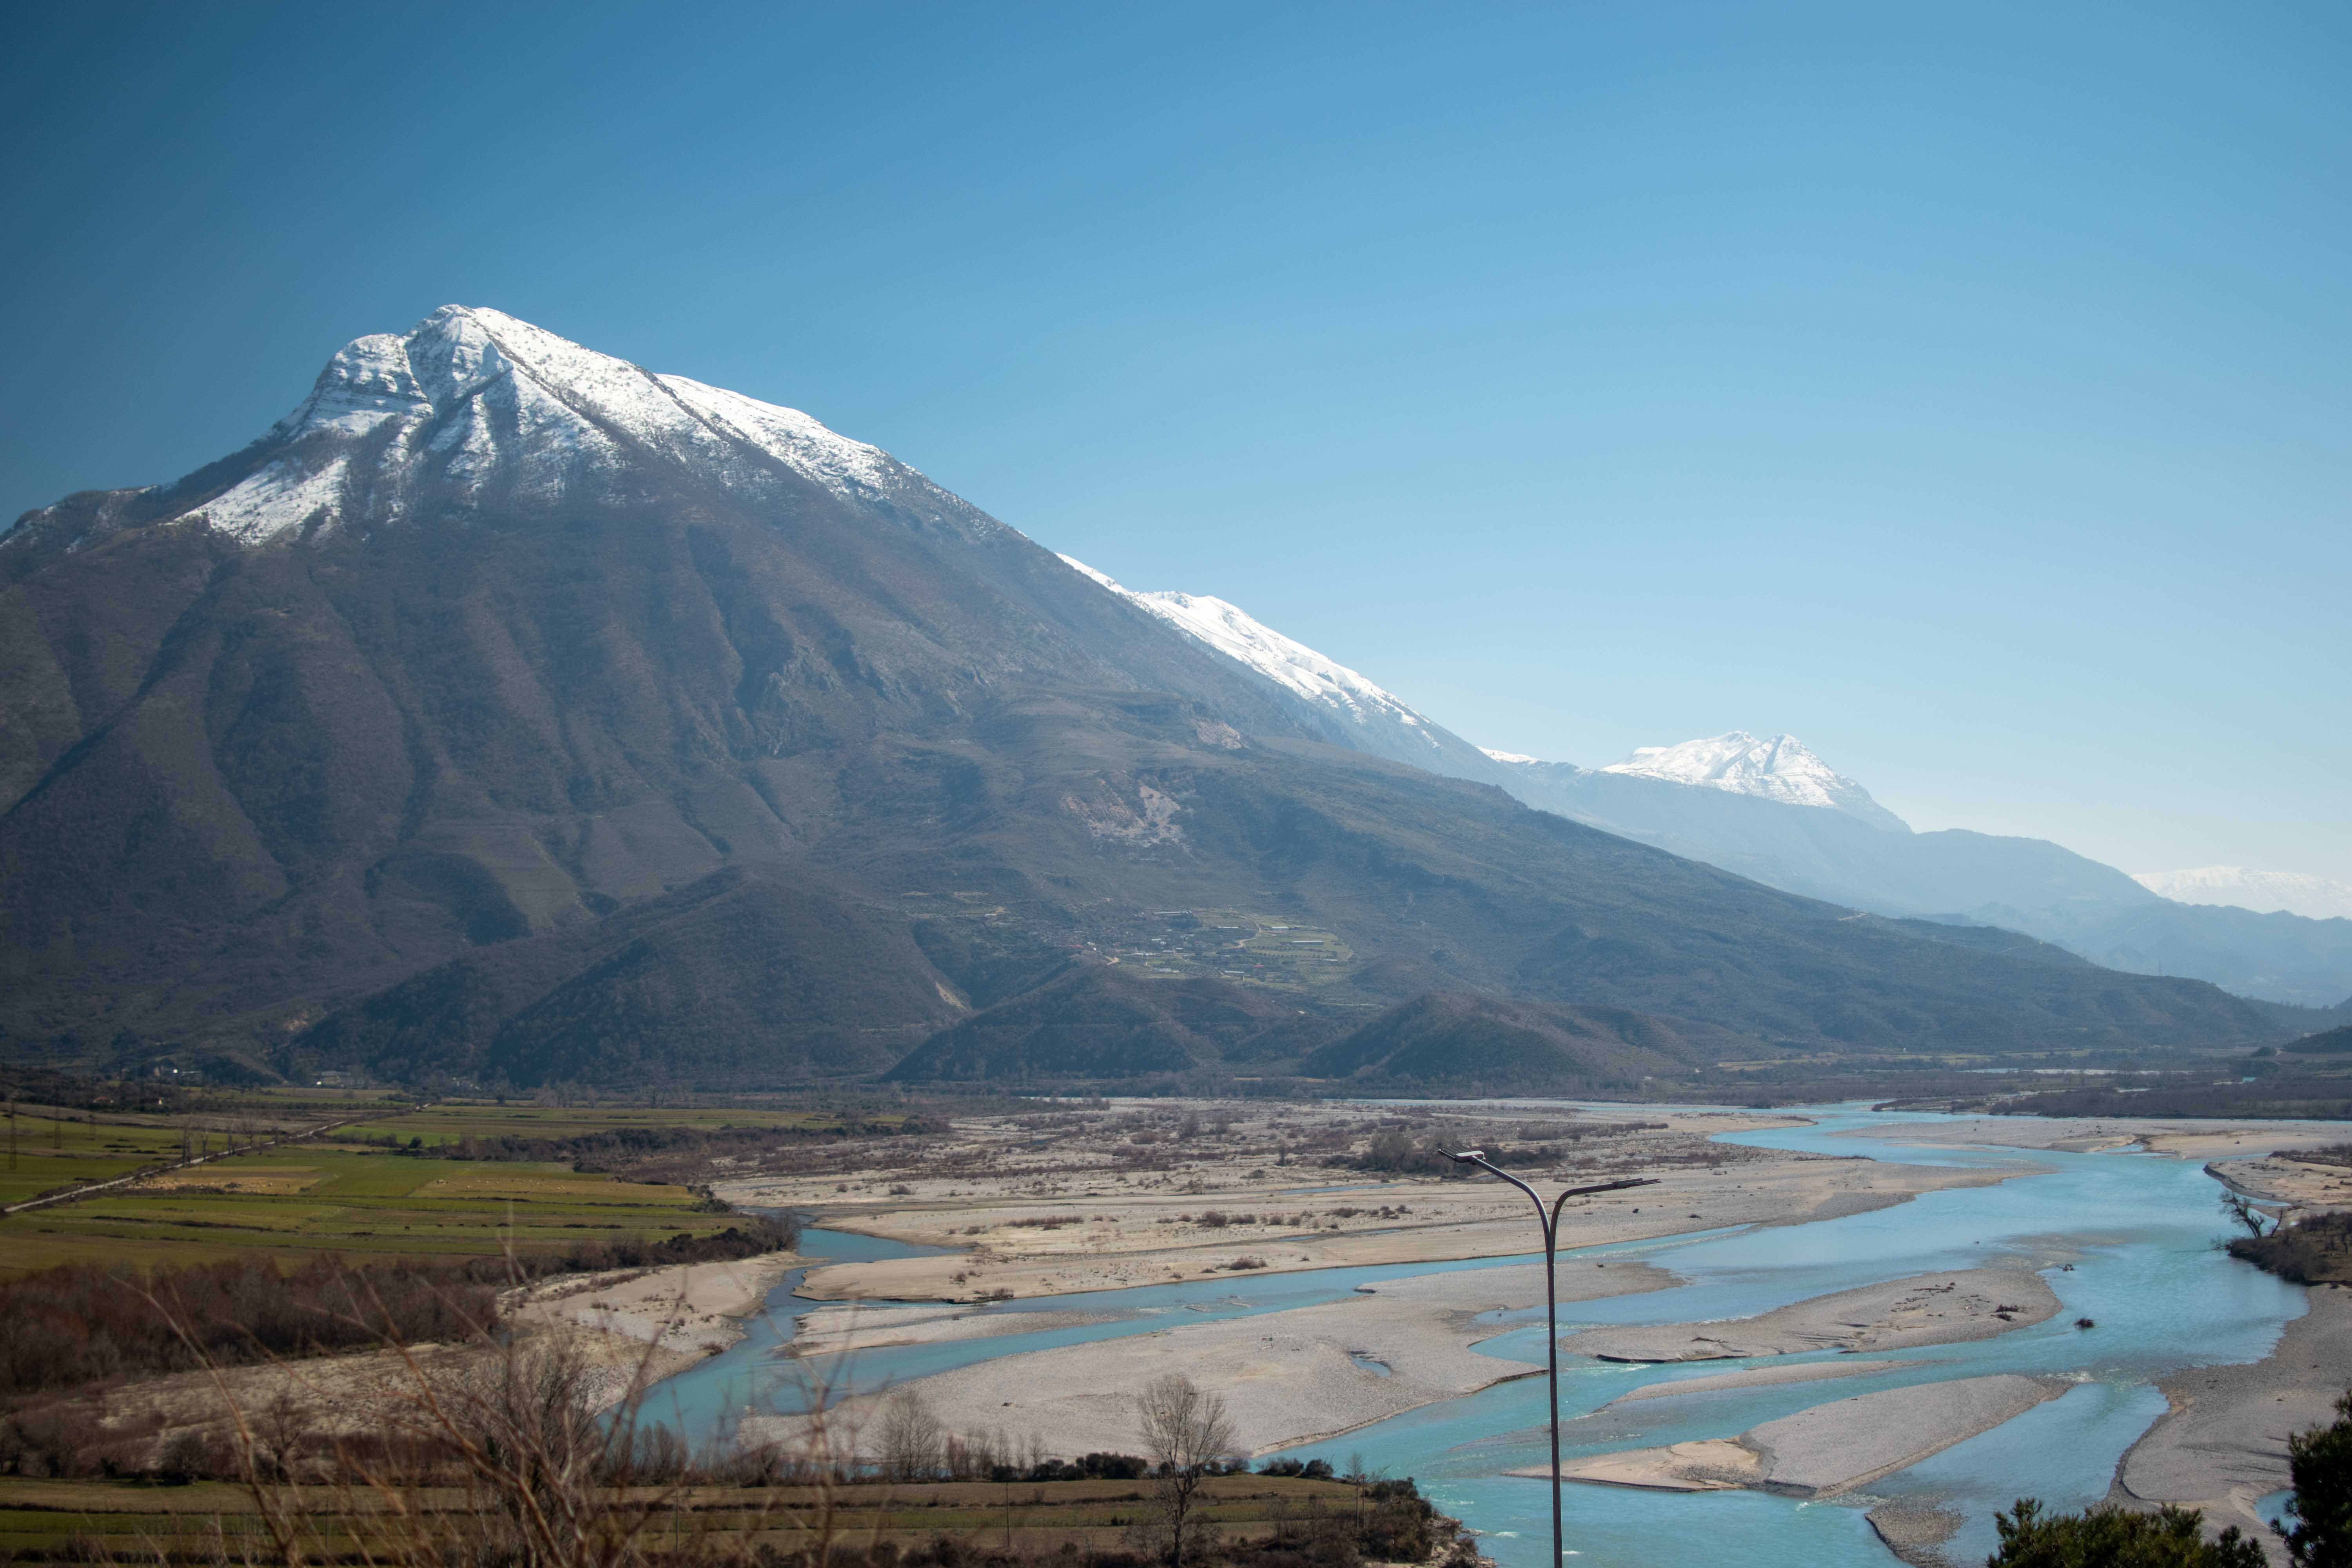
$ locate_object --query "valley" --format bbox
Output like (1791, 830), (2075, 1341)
(2, 1078), (2347, 1567)
(2, 305), (2336, 1101)
(0, 307), (2342, 1568)
(6, 19), (2345, 1568)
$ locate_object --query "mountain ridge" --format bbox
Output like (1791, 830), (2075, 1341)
(1076, 561), (2348, 1007)
(2135, 866), (2352, 922)
(1599, 731), (1910, 833)
(0, 305), (2308, 1084)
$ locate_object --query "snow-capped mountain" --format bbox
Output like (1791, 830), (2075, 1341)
(1019, 572), (2352, 1004)
(1057, 556), (1506, 777)
(0, 301), (2324, 1074)
(7, 305), (987, 553)
(1600, 732), (1909, 833)
(2134, 867), (2352, 922)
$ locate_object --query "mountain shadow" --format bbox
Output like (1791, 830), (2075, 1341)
(295, 865), (965, 1087)
(1298, 991), (1744, 1094)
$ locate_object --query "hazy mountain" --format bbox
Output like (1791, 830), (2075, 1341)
(1091, 572), (2350, 1008)
(1483, 764), (2352, 1007)
(1596, 731), (1909, 833)
(0, 306), (2297, 1084)
(2136, 866), (2352, 922)
(1979, 900), (2352, 1012)
(2287, 1023), (2352, 1055)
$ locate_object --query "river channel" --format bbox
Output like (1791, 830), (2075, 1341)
(657, 1104), (2307, 1567)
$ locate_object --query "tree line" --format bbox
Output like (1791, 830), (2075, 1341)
(0, 1213), (797, 1403)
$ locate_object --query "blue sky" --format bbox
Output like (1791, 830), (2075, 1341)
(4, 3), (2346, 879)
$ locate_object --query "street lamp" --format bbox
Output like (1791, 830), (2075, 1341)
(1441, 1150), (1657, 1568)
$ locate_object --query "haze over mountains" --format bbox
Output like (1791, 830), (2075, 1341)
(2133, 867), (2352, 923)
(1596, 732), (1910, 833)
(0, 306), (2334, 1089)
(1067, 579), (2352, 1009)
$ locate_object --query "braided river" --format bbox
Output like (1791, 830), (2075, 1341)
(654, 1105), (2307, 1567)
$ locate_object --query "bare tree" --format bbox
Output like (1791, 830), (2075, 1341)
(1136, 1374), (1237, 1566)
(875, 1388), (945, 1481)
(2222, 1190), (2274, 1238)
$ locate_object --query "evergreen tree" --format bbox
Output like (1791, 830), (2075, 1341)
(2280, 1391), (2352, 1568)
(1987, 1499), (2261, 1567)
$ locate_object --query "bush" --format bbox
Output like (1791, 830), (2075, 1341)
(1353, 1130), (1458, 1176)
(2280, 1390), (2352, 1567)
(0, 1218), (799, 1401)
(1988, 1499), (2261, 1566)
(2230, 1211), (2352, 1285)
(0, 1255), (499, 1400)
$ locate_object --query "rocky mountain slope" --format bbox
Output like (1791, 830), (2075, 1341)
(1060, 556), (1509, 782)
(0, 306), (2300, 1083)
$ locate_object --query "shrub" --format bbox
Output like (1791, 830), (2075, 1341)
(2230, 1211), (2352, 1285)
(0, 1218), (799, 1400)
(1987, 1499), (2261, 1566)
(2279, 1390), (2352, 1567)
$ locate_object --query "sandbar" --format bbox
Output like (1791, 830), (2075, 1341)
(509, 1250), (801, 1409)
(2114, 1284), (2352, 1542)
(790, 1300), (1141, 1356)
(1602, 1356), (1929, 1405)
(717, 1100), (2017, 1306)
(1559, 1268), (2059, 1361)
(1848, 1117), (2349, 1163)
(1541, 1373), (2069, 1498)
(746, 1257), (1676, 1460)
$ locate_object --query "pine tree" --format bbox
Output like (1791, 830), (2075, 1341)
(2280, 1391), (2352, 1568)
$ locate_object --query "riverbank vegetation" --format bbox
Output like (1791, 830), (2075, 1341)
(1993, 1390), (2351, 1566)
(0, 1216), (797, 1402)
(0, 1309), (1475, 1568)
(1987, 1074), (2352, 1121)
(2229, 1210), (2352, 1286)
(1988, 1499), (2264, 1566)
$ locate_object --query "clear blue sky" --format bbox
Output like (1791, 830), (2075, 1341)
(5, 3), (2346, 879)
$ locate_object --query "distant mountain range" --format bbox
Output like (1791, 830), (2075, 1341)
(1595, 731), (1910, 833)
(2134, 866), (2352, 922)
(0, 306), (2327, 1088)
(1085, 572), (2352, 1009)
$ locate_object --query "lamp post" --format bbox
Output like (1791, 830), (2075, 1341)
(1441, 1151), (1656, 1568)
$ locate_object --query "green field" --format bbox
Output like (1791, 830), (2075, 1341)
(0, 1114), (203, 1207)
(0, 1094), (919, 1278)
(332, 1102), (889, 1145)
(0, 1142), (742, 1278)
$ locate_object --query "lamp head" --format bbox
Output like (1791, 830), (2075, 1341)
(1442, 1149), (1485, 1164)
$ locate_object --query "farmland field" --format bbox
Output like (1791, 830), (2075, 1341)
(0, 1144), (736, 1275)
(0, 1473), (1368, 1563)
(0, 1093), (885, 1276)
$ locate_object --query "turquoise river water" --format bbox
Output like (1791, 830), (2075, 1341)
(646, 1104), (2307, 1568)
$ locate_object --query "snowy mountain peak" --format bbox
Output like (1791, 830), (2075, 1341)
(129, 305), (945, 547)
(1057, 555), (1451, 757)
(2134, 867), (2352, 922)
(1601, 731), (1909, 832)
